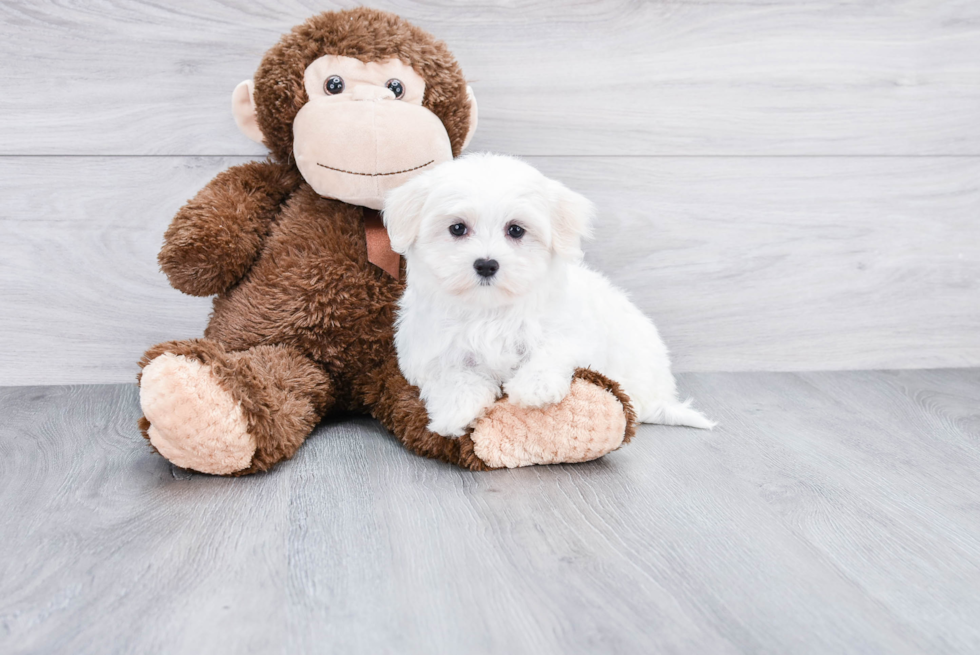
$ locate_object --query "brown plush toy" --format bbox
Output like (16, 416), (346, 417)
(137, 8), (636, 475)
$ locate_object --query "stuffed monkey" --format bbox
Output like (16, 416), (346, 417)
(137, 8), (636, 475)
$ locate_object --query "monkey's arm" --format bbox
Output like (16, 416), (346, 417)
(159, 159), (302, 296)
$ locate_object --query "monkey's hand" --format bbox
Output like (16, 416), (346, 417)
(159, 159), (302, 296)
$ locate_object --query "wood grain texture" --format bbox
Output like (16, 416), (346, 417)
(0, 157), (214, 386)
(1, 155), (977, 385)
(565, 156), (980, 373)
(1, 369), (978, 653)
(0, 0), (978, 156)
(1, 0), (977, 380)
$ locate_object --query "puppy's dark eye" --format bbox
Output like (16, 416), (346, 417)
(324, 75), (345, 95)
(386, 79), (405, 99)
(449, 223), (467, 237)
(507, 225), (526, 239)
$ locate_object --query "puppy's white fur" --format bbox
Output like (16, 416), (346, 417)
(384, 153), (713, 437)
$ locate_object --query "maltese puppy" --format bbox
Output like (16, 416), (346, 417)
(383, 153), (714, 437)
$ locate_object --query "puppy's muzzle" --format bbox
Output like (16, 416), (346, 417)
(473, 258), (499, 278)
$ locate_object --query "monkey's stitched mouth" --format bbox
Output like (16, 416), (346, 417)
(316, 160), (435, 177)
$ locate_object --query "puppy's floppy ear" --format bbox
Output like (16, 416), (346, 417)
(549, 180), (595, 261)
(384, 174), (432, 253)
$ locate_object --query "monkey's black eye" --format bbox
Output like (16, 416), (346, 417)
(386, 79), (405, 99)
(507, 225), (526, 239)
(324, 75), (345, 95)
(449, 223), (467, 237)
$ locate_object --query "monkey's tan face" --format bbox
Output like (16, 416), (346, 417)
(291, 55), (454, 210)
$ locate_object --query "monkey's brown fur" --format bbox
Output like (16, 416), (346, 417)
(253, 10), (474, 163)
(139, 8), (634, 473)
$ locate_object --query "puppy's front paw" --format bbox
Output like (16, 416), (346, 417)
(505, 369), (572, 409)
(424, 387), (498, 438)
(426, 413), (472, 438)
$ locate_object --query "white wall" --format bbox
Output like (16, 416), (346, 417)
(1, 0), (978, 384)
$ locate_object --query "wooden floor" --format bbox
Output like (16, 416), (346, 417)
(2, 369), (978, 654)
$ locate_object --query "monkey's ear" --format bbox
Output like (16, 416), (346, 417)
(383, 175), (432, 254)
(232, 80), (264, 144)
(550, 180), (595, 262)
(461, 85), (478, 151)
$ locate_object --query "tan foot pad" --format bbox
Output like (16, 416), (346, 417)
(470, 379), (627, 468)
(139, 353), (255, 475)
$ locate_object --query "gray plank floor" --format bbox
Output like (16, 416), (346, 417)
(2, 369), (978, 654)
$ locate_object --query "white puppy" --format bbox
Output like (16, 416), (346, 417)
(384, 153), (713, 437)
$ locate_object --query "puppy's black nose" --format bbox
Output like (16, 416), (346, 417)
(474, 258), (499, 278)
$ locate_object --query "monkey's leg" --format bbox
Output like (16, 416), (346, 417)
(366, 357), (491, 469)
(137, 339), (334, 475)
(470, 369), (637, 468)
(369, 357), (635, 470)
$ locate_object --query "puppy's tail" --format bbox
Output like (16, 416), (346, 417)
(642, 399), (717, 430)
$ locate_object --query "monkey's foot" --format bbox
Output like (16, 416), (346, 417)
(470, 369), (636, 468)
(139, 352), (255, 475)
